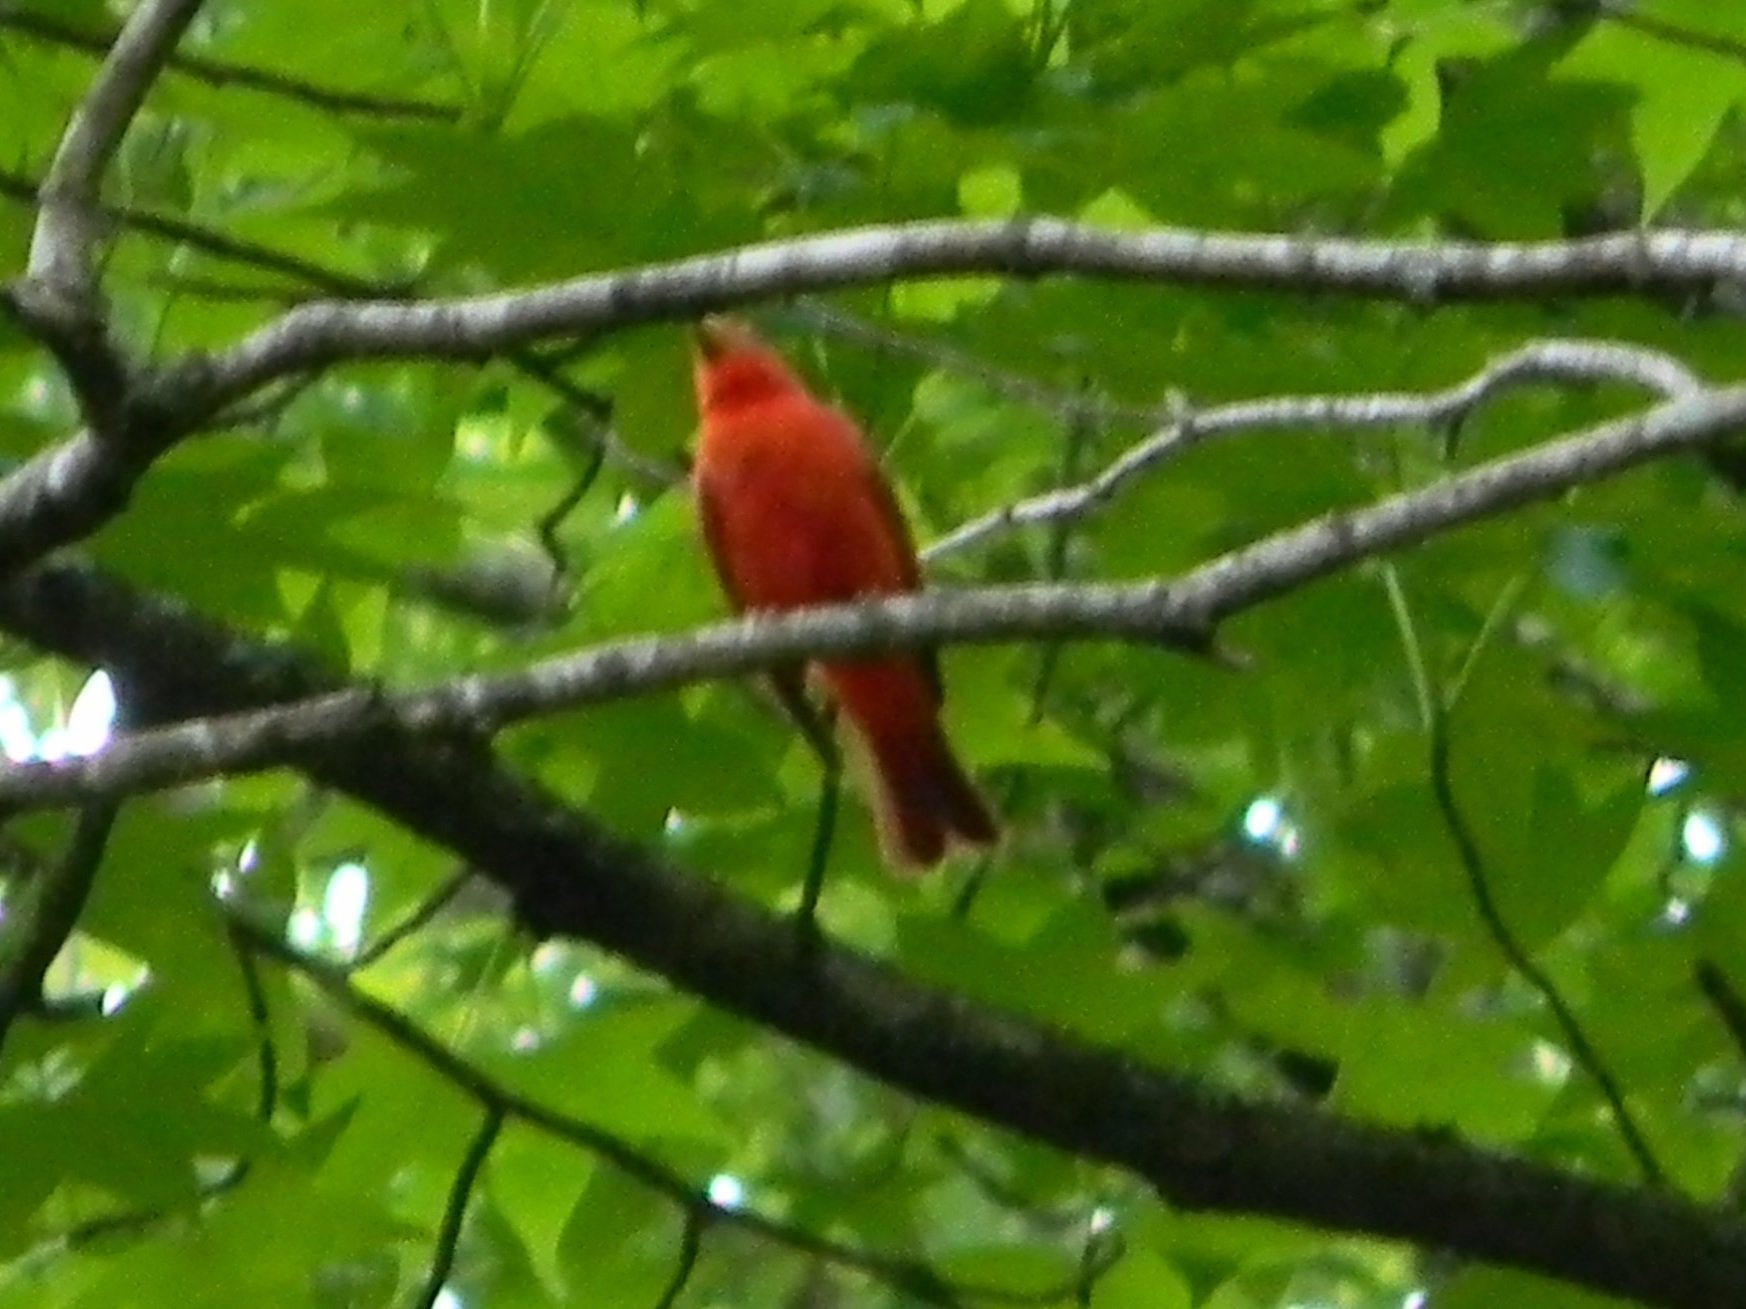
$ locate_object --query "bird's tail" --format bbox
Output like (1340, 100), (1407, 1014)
(857, 715), (999, 872)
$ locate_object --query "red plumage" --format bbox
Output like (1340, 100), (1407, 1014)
(691, 317), (997, 869)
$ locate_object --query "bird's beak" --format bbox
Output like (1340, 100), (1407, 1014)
(692, 315), (730, 359)
(692, 314), (753, 360)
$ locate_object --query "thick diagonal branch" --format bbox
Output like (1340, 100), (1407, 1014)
(0, 561), (1741, 1309)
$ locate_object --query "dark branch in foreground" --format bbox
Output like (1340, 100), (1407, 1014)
(2, 378), (1744, 813)
(0, 560), (1742, 1309)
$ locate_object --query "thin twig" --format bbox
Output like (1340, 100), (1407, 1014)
(352, 867), (475, 968)
(785, 301), (1166, 429)
(0, 163), (399, 298)
(955, 389), (1100, 919)
(926, 339), (1700, 559)
(235, 912), (1098, 1307)
(1604, 3), (1746, 67)
(508, 350), (683, 486)
(1387, 562), (1660, 1182)
(231, 923), (279, 1124)
(1695, 959), (1746, 1068)
(1429, 709), (1663, 1184)
(0, 11), (461, 122)
(653, 1208), (705, 1309)
(535, 443), (607, 597)
(0, 802), (118, 1060)
(797, 751), (841, 937)
(412, 1105), (504, 1309)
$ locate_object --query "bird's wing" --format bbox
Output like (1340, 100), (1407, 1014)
(695, 472), (748, 614)
(855, 449), (944, 706)
(698, 463), (833, 755)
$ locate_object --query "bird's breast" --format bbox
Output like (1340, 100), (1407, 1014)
(698, 415), (908, 610)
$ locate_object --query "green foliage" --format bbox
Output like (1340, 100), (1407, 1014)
(2, 0), (1746, 1307)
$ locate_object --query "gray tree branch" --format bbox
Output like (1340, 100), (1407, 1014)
(1, 372), (1742, 813)
(1, 0), (206, 519)
(926, 338), (1700, 558)
(24, 0), (208, 298)
(157, 220), (1746, 426)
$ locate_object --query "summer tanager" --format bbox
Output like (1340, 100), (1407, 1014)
(691, 316), (998, 870)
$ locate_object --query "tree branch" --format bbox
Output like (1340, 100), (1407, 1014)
(0, 803), (119, 1061)
(154, 220), (1746, 426)
(1, 376), (1742, 812)
(925, 338), (1700, 558)
(1, 561), (1743, 1308)
(0, 11), (460, 122)
(1429, 706), (1663, 1184)
(3, 0), (204, 507)
(412, 1105), (502, 1309)
(25, 0), (207, 301)
(236, 914), (1091, 1307)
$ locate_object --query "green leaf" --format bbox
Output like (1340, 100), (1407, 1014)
(475, 998), (724, 1146)
(1393, 46), (1627, 236)
(490, 1124), (594, 1299)
(1091, 1247), (1193, 1309)
(1331, 998), (1552, 1143)
(1557, 20), (1746, 217)
(850, 0), (1036, 126)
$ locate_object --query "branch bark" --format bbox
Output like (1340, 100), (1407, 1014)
(24, 0), (206, 307)
(158, 220), (1746, 426)
(0, 560), (1741, 1309)
(0, 376), (1741, 813)
(0, 803), (119, 1061)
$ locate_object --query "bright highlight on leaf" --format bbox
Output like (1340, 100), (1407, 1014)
(288, 907), (323, 950)
(707, 1174), (746, 1210)
(322, 861), (371, 956)
(0, 679), (35, 762)
(1243, 795), (1283, 841)
(100, 982), (132, 1016)
(60, 670), (115, 758)
(1242, 795), (1302, 858)
(1648, 757), (1690, 796)
(1681, 811), (1725, 865)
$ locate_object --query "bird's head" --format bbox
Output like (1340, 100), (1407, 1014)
(691, 316), (802, 413)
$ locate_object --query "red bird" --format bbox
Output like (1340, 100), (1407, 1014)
(691, 316), (997, 870)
